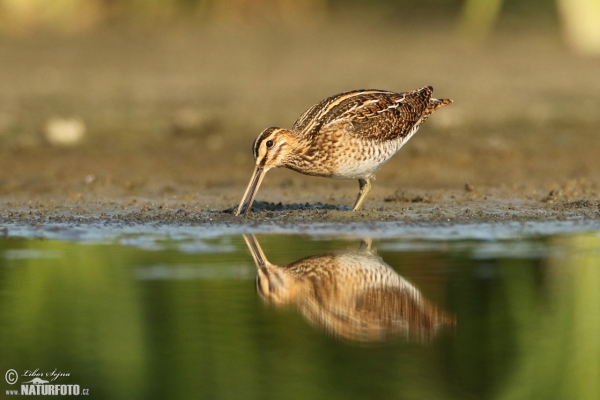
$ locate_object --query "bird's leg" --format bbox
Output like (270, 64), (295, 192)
(358, 238), (373, 252)
(352, 178), (371, 211)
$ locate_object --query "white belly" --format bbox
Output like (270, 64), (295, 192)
(331, 135), (411, 179)
(332, 156), (392, 179)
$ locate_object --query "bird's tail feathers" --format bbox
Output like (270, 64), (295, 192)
(428, 98), (453, 110)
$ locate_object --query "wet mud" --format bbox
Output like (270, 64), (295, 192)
(1, 179), (598, 228)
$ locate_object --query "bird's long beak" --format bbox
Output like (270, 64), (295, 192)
(242, 234), (267, 267)
(235, 165), (266, 216)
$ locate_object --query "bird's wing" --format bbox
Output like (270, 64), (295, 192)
(293, 97), (328, 133)
(317, 87), (433, 142)
(292, 89), (394, 135)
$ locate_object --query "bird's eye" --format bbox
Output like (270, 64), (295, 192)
(266, 140), (274, 148)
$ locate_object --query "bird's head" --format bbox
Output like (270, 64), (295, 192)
(243, 234), (296, 304)
(252, 127), (295, 170)
(235, 127), (296, 216)
(256, 265), (296, 306)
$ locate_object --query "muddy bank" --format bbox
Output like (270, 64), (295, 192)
(2, 204), (600, 244)
(1, 184), (598, 228)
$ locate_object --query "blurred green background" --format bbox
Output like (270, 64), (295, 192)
(1, 0), (598, 53)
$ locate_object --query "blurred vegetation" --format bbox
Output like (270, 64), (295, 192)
(0, 0), (598, 53)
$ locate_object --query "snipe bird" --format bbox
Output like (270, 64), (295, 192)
(235, 86), (452, 215)
(243, 234), (455, 342)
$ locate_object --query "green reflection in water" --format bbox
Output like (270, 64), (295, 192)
(499, 234), (600, 400)
(0, 232), (598, 400)
(0, 239), (147, 399)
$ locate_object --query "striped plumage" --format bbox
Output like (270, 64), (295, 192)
(236, 86), (452, 216)
(243, 234), (455, 342)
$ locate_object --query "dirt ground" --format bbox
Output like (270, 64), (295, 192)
(1, 21), (599, 226)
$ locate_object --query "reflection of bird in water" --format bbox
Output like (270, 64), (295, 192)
(243, 234), (455, 342)
(235, 86), (452, 215)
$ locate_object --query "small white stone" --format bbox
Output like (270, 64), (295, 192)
(44, 117), (86, 147)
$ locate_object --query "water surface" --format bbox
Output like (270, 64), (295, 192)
(1, 223), (599, 399)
